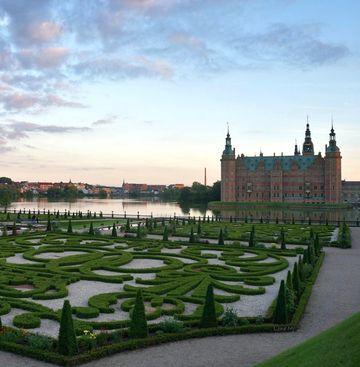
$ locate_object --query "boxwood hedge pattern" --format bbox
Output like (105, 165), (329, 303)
(131, 220), (335, 246)
(0, 232), (304, 335)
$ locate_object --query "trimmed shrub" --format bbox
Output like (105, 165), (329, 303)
(111, 224), (117, 238)
(218, 228), (225, 246)
(273, 280), (287, 324)
(67, 220), (73, 234)
(200, 285), (217, 328)
(222, 307), (238, 327)
(292, 262), (301, 299)
(129, 289), (148, 339)
(163, 226), (169, 241)
(58, 300), (78, 356)
(89, 222), (94, 235)
(280, 228), (286, 250)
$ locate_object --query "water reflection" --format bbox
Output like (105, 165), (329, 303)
(8, 198), (213, 217)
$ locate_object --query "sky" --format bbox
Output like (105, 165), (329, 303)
(0, 0), (359, 186)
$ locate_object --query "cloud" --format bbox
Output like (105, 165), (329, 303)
(1, 92), (86, 112)
(18, 47), (70, 69)
(92, 116), (118, 126)
(2, 120), (91, 140)
(27, 21), (62, 43)
(232, 23), (350, 67)
(73, 56), (174, 80)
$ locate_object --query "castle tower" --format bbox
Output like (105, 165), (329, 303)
(302, 118), (314, 155)
(221, 127), (236, 202)
(325, 124), (342, 203)
(294, 140), (300, 156)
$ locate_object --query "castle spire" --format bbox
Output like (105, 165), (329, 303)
(303, 117), (314, 155)
(294, 139), (300, 156)
(326, 118), (339, 153)
(223, 124), (234, 157)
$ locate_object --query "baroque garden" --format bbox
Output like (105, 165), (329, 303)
(0, 211), (352, 365)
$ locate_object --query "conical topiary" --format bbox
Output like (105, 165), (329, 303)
(286, 270), (293, 290)
(189, 227), (195, 243)
(273, 280), (288, 324)
(249, 226), (255, 247)
(163, 225), (169, 241)
(2, 226), (7, 237)
(89, 222), (94, 235)
(197, 222), (202, 236)
(58, 300), (78, 356)
(280, 228), (286, 250)
(46, 217), (52, 232)
(67, 220), (73, 234)
(218, 228), (224, 245)
(200, 284), (217, 328)
(136, 223), (141, 238)
(12, 222), (17, 236)
(111, 223), (117, 237)
(292, 262), (301, 299)
(125, 219), (130, 231)
(129, 289), (148, 339)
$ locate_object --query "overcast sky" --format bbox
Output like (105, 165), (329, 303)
(0, 0), (359, 185)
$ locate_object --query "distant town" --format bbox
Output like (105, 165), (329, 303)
(0, 177), (185, 198)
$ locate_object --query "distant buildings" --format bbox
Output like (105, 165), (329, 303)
(342, 181), (360, 204)
(122, 182), (184, 195)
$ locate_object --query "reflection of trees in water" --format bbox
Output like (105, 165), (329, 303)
(220, 208), (358, 222)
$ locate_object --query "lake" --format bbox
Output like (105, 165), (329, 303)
(7, 198), (212, 217)
(6, 198), (359, 222)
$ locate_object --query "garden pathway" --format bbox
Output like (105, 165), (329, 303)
(1, 228), (359, 367)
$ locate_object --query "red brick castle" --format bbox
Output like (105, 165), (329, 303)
(221, 122), (342, 203)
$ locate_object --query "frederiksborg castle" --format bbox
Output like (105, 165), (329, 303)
(221, 123), (343, 204)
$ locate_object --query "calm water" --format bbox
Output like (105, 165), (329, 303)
(6, 198), (359, 221)
(7, 198), (212, 217)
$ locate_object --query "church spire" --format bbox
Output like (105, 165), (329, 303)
(294, 139), (300, 156)
(303, 116), (314, 155)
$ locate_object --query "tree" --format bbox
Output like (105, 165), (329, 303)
(129, 289), (148, 339)
(218, 228), (225, 245)
(111, 223), (117, 237)
(163, 225), (169, 241)
(89, 222), (94, 235)
(273, 280), (288, 324)
(200, 284), (217, 328)
(58, 300), (78, 356)
(67, 220), (73, 234)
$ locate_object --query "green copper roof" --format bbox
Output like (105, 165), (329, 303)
(242, 155), (316, 171)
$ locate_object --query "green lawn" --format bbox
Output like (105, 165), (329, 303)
(256, 312), (360, 367)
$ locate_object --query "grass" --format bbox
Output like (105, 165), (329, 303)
(256, 312), (360, 367)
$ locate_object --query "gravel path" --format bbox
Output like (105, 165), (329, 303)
(1, 228), (359, 367)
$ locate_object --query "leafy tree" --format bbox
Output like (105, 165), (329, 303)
(129, 289), (148, 339)
(58, 300), (78, 355)
(218, 228), (225, 245)
(200, 284), (217, 328)
(111, 223), (117, 237)
(273, 280), (288, 324)
(67, 220), (73, 234)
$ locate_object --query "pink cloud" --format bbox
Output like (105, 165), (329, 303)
(18, 47), (69, 69)
(28, 21), (62, 42)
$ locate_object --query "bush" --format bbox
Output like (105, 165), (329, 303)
(58, 300), (78, 356)
(222, 307), (238, 327)
(25, 334), (54, 351)
(158, 317), (185, 333)
(129, 289), (148, 339)
(13, 313), (41, 329)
